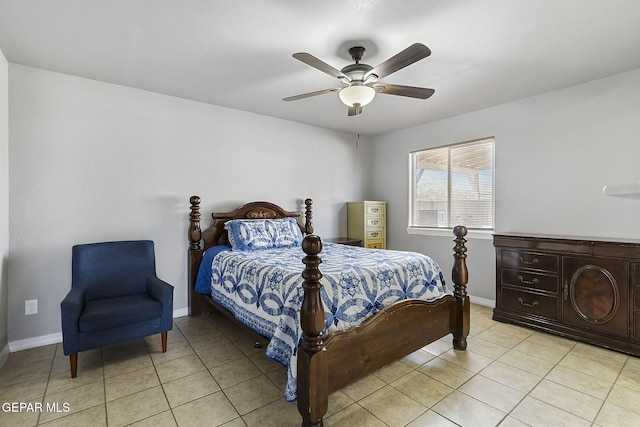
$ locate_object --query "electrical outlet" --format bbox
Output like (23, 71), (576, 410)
(25, 299), (38, 315)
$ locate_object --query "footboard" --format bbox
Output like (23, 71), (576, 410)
(297, 226), (469, 427)
(324, 296), (456, 393)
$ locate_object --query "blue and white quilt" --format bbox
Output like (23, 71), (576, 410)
(197, 242), (447, 401)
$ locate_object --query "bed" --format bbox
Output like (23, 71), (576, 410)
(187, 196), (470, 426)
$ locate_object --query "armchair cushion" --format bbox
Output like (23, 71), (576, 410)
(79, 293), (162, 333)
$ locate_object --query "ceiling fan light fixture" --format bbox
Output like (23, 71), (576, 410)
(285, 43), (433, 114)
(338, 84), (375, 107)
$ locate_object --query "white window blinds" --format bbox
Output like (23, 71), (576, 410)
(410, 138), (494, 230)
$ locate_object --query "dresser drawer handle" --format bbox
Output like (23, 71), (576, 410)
(370, 231), (379, 237)
(563, 281), (569, 300)
(519, 256), (539, 266)
(518, 297), (539, 308)
(517, 275), (539, 286)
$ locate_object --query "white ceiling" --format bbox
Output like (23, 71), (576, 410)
(1, 0), (639, 136)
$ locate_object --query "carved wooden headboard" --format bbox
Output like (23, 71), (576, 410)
(189, 197), (314, 252)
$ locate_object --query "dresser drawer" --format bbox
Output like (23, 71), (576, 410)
(366, 218), (384, 227)
(366, 204), (385, 215)
(366, 240), (384, 249)
(501, 287), (558, 320)
(366, 229), (384, 240)
(501, 250), (559, 273)
(501, 269), (558, 293)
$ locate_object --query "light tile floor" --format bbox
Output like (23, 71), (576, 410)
(2, 303), (640, 426)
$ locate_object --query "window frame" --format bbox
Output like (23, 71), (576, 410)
(408, 137), (495, 236)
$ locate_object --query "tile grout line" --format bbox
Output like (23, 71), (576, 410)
(513, 338), (626, 425)
(170, 318), (228, 424)
(212, 314), (291, 424)
(467, 323), (533, 426)
(501, 341), (572, 426)
(35, 344), (59, 426)
(147, 323), (180, 427)
(174, 313), (280, 425)
(101, 347), (109, 427)
(590, 355), (631, 426)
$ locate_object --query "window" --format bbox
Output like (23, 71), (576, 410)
(409, 137), (494, 230)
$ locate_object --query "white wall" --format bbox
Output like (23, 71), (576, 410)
(8, 63), (639, 346)
(369, 69), (640, 303)
(8, 64), (370, 347)
(0, 48), (9, 363)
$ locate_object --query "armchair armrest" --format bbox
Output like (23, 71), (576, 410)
(61, 286), (85, 321)
(147, 276), (174, 329)
(147, 277), (174, 331)
(146, 276), (174, 304)
(60, 286), (86, 355)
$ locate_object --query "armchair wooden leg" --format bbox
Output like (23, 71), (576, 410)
(161, 331), (168, 353)
(69, 353), (78, 378)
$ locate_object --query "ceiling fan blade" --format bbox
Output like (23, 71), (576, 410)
(283, 87), (341, 102)
(365, 43), (431, 80)
(373, 83), (435, 99)
(293, 53), (350, 81)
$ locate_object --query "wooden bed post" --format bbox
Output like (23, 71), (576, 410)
(451, 225), (470, 350)
(188, 196), (203, 316)
(304, 198), (314, 234)
(297, 234), (328, 427)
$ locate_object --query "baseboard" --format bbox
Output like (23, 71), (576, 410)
(8, 308), (190, 353)
(9, 332), (62, 352)
(173, 307), (189, 318)
(469, 295), (495, 308)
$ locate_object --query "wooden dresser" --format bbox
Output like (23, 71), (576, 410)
(347, 201), (387, 249)
(493, 233), (640, 356)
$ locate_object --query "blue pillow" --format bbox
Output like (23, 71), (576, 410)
(273, 217), (305, 247)
(224, 218), (303, 251)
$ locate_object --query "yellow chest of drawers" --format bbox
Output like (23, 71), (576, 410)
(347, 201), (387, 249)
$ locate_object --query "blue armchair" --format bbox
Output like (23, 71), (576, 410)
(61, 240), (174, 377)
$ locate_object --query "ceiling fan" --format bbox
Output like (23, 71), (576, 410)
(283, 43), (435, 116)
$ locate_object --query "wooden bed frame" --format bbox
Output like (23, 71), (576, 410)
(187, 196), (470, 426)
